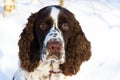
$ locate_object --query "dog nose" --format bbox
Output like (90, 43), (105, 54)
(47, 41), (62, 54)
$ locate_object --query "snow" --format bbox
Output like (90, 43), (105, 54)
(0, 0), (120, 80)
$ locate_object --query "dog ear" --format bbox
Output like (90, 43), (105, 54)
(18, 13), (40, 72)
(60, 20), (91, 76)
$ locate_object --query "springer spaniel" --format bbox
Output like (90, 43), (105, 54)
(13, 5), (91, 80)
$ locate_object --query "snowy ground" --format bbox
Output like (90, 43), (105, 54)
(0, 0), (120, 80)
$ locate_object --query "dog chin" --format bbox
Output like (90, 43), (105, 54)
(46, 55), (60, 63)
(42, 50), (64, 64)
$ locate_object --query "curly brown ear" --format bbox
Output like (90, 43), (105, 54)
(60, 20), (91, 76)
(18, 13), (40, 72)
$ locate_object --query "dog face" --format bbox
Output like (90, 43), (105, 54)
(35, 6), (72, 64)
(19, 5), (91, 75)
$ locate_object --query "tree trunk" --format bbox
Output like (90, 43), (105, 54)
(4, 0), (15, 16)
(31, 0), (39, 4)
(59, 0), (64, 6)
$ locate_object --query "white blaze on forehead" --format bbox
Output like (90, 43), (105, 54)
(42, 7), (65, 64)
(50, 7), (60, 27)
(43, 7), (62, 46)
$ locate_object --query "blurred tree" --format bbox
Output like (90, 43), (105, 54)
(31, 0), (39, 4)
(59, 0), (64, 6)
(4, 0), (15, 16)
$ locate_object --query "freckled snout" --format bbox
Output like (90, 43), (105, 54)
(47, 40), (62, 54)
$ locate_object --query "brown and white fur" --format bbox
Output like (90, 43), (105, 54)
(13, 5), (91, 80)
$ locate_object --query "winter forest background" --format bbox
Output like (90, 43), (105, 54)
(0, 0), (120, 80)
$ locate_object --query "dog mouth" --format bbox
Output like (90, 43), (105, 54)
(45, 47), (63, 62)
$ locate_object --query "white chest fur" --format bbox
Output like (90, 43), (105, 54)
(23, 62), (66, 80)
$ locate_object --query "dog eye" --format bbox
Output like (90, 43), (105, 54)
(61, 23), (70, 31)
(40, 23), (48, 30)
